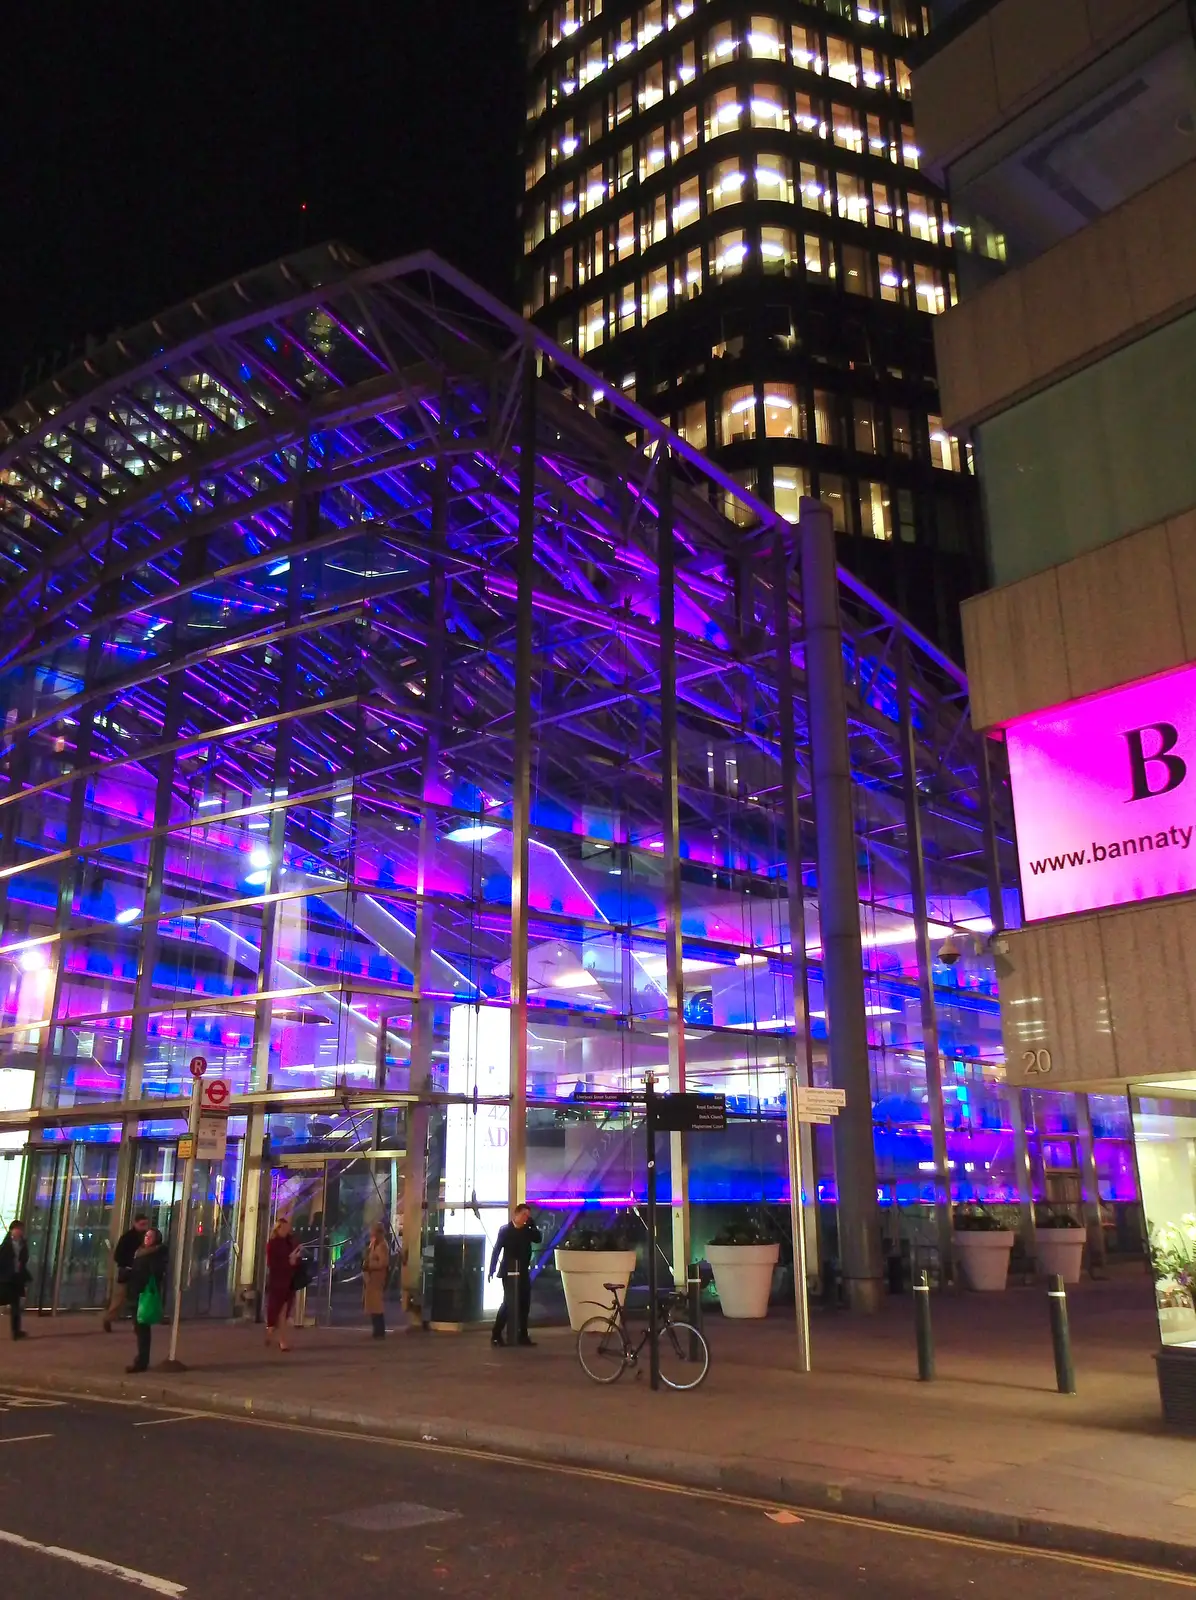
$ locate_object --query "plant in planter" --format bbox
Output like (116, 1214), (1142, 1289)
(1150, 1216), (1196, 1307)
(952, 1204), (1014, 1291)
(705, 1218), (780, 1319)
(555, 1214), (638, 1331)
(1033, 1205), (1085, 1283)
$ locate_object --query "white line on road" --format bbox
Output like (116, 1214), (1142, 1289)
(0, 1526), (186, 1595)
(0, 1433), (53, 1445)
(132, 1413), (204, 1428)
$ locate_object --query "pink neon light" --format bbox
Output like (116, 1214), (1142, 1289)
(1007, 663), (1196, 922)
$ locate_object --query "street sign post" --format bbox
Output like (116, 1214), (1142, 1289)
(163, 1072), (204, 1371)
(201, 1078), (232, 1111)
(189, 1056), (208, 1079)
(196, 1117), (228, 1163)
(786, 1073), (848, 1375)
(653, 1092), (727, 1132)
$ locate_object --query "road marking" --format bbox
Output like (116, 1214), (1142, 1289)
(0, 1433), (52, 1445)
(18, 1389), (1195, 1590)
(133, 1412), (205, 1428)
(0, 1526), (186, 1594)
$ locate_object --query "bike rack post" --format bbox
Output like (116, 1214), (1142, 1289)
(686, 1262), (704, 1363)
(1048, 1274), (1076, 1395)
(914, 1269), (935, 1382)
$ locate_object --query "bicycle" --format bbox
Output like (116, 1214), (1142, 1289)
(576, 1281), (710, 1390)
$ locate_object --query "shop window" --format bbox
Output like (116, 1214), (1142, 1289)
(706, 20), (739, 65)
(706, 86), (743, 140)
(719, 386), (758, 445)
(748, 16), (783, 58)
(805, 233), (836, 278)
(763, 383), (801, 439)
(837, 172), (868, 225)
(712, 228), (748, 277)
(826, 36), (858, 85)
(859, 481), (893, 540)
(761, 225), (798, 272)
(913, 262), (946, 314)
(677, 400), (708, 450)
(819, 473), (850, 532)
(755, 156), (794, 205)
(842, 244), (873, 297)
(672, 175), (701, 232)
(891, 407), (913, 458)
(750, 90), (789, 131)
(708, 158), (746, 211)
(643, 264), (670, 322)
(813, 390), (839, 448)
(772, 467), (811, 523)
(800, 163), (831, 213)
(791, 25), (822, 73)
(929, 415), (963, 473)
(853, 399), (879, 454)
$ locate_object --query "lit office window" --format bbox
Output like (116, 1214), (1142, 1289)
(755, 157), (794, 205)
(853, 399), (880, 454)
(860, 48), (888, 91)
(640, 61), (665, 111)
(832, 106), (864, 152)
(772, 468), (811, 523)
(860, 481), (894, 540)
(719, 386), (758, 444)
(674, 245), (703, 299)
(616, 144), (635, 193)
(791, 26), (823, 73)
(813, 391), (838, 447)
(805, 233), (836, 278)
(670, 40), (698, 93)
(878, 256), (906, 303)
(709, 158), (746, 210)
(580, 165), (607, 216)
(763, 383), (801, 438)
(616, 214), (636, 260)
(819, 473), (850, 532)
(579, 299), (607, 354)
(842, 244), (873, 297)
(866, 112), (887, 157)
(706, 21), (738, 66)
(613, 79), (633, 128)
(913, 262), (946, 314)
(670, 104), (700, 159)
(722, 470), (759, 528)
(750, 91), (788, 131)
(929, 416), (964, 472)
(895, 59), (912, 98)
(902, 128), (921, 168)
(639, 130), (668, 181)
(618, 283), (638, 332)
(794, 92), (819, 133)
(747, 16), (783, 58)
(907, 199), (939, 243)
(800, 164), (831, 213)
(712, 228), (749, 276)
(672, 175), (701, 231)
(891, 408), (914, 457)
(677, 400), (708, 450)
(706, 87), (743, 140)
(640, 192), (669, 249)
(643, 263), (670, 321)
(872, 183), (894, 228)
(837, 172), (868, 225)
(580, 37), (606, 87)
(526, 139), (547, 191)
(761, 225), (798, 271)
(826, 36), (859, 85)
(638, 0), (664, 48)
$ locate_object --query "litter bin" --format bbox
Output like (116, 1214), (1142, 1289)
(429, 1236), (485, 1324)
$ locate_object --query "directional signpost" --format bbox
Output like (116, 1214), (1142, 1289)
(786, 1074), (848, 1375)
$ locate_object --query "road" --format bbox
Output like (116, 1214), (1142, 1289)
(0, 1389), (1181, 1598)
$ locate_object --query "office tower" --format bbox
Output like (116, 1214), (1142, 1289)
(521, 0), (985, 653)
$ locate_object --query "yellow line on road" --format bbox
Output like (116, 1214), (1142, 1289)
(0, 1433), (52, 1445)
(82, 1397), (1194, 1590)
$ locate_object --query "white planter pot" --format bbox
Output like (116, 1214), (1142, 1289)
(705, 1242), (781, 1319)
(555, 1249), (637, 1331)
(953, 1230), (1014, 1292)
(1035, 1228), (1085, 1284)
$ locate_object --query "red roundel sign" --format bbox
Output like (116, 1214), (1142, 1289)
(189, 1056), (208, 1078)
(202, 1078), (231, 1109)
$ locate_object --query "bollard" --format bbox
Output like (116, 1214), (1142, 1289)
(914, 1269), (935, 1382)
(503, 1267), (521, 1348)
(1047, 1273), (1076, 1395)
(686, 1263), (704, 1363)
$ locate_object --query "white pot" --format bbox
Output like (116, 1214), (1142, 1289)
(953, 1230), (1014, 1291)
(555, 1249), (637, 1331)
(705, 1242), (781, 1319)
(1035, 1228), (1085, 1284)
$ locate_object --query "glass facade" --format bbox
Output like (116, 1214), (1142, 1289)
(0, 246), (1131, 1319)
(521, 0), (987, 656)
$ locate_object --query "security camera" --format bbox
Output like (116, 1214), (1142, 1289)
(938, 936), (961, 967)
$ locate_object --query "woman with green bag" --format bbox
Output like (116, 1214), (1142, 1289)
(126, 1228), (167, 1374)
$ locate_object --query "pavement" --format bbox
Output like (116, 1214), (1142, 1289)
(0, 1392), (1173, 1598)
(2, 1268), (1194, 1580)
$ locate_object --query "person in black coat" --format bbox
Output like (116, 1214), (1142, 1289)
(0, 1221), (30, 1340)
(125, 1230), (168, 1374)
(488, 1204), (542, 1348)
(103, 1213), (150, 1332)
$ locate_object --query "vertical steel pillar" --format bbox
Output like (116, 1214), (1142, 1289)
(770, 530), (820, 1304)
(980, 736), (1036, 1257)
(507, 353), (537, 1211)
(896, 640), (954, 1283)
(799, 498), (883, 1312)
(1074, 1094), (1107, 1271)
(657, 451), (690, 1286)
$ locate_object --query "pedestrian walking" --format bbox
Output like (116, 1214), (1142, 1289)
(264, 1217), (302, 1352)
(363, 1221), (390, 1339)
(489, 1203), (542, 1348)
(126, 1228), (167, 1373)
(103, 1213), (150, 1332)
(0, 1220), (30, 1340)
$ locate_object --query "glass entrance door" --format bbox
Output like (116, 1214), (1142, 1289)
(266, 1156), (403, 1325)
(25, 1143), (118, 1312)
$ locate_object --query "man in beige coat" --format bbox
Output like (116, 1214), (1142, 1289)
(363, 1222), (391, 1339)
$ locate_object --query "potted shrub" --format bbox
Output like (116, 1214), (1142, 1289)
(952, 1205), (1014, 1291)
(1150, 1217), (1196, 1342)
(555, 1217), (637, 1331)
(1034, 1206), (1085, 1284)
(705, 1220), (780, 1319)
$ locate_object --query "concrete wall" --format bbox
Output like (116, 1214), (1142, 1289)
(915, 0), (1177, 173)
(1000, 894), (1196, 1088)
(963, 510), (1196, 730)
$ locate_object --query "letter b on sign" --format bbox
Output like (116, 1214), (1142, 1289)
(1125, 723), (1187, 802)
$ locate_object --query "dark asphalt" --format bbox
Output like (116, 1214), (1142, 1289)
(0, 1388), (1178, 1598)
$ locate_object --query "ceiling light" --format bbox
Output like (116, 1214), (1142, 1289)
(446, 823), (501, 843)
(18, 948), (48, 973)
(115, 907), (141, 925)
(249, 847), (271, 869)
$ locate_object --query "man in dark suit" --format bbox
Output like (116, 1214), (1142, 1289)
(0, 1221), (30, 1339)
(488, 1204), (542, 1348)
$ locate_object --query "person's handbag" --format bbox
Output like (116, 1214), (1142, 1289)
(136, 1277), (164, 1325)
(290, 1254), (311, 1294)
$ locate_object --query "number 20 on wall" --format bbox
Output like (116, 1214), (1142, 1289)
(1022, 1048), (1053, 1076)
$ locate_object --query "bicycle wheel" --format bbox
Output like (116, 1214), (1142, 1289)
(656, 1319), (710, 1391)
(577, 1315), (628, 1384)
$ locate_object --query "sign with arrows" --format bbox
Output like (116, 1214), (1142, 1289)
(796, 1087), (847, 1125)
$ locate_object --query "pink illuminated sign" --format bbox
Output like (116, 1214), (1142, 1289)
(1007, 663), (1196, 922)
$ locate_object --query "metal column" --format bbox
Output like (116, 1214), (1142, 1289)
(657, 451), (691, 1286)
(896, 639), (953, 1284)
(506, 352), (537, 1211)
(799, 498), (883, 1312)
(1074, 1094), (1108, 1272)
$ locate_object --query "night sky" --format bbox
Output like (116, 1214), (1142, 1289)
(4, 1), (525, 402)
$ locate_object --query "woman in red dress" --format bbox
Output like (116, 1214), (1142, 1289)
(264, 1217), (301, 1352)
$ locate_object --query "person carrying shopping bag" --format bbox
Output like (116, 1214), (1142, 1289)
(126, 1228), (167, 1373)
(363, 1222), (390, 1339)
